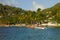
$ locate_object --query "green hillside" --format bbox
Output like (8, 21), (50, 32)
(0, 3), (60, 25)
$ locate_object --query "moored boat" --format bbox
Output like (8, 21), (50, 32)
(35, 26), (46, 29)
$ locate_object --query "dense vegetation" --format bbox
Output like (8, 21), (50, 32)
(0, 3), (60, 25)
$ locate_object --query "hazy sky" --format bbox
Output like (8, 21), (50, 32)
(0, 0), (60, 11)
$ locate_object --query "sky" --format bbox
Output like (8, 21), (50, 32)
(0, 0), (60, 11)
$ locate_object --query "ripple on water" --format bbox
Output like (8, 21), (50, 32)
(0, 27), (60, 40)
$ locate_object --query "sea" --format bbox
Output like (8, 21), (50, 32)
(0, 26), (60, 40)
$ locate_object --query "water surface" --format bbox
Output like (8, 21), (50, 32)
(0, 26), (60, 40)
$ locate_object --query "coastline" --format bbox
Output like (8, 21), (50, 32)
(0, 24), (60, 28)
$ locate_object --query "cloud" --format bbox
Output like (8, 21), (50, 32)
(0, 0), (20, 7)
(32, 1), (45, 11)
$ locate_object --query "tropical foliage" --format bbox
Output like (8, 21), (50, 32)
(0, 3), (60, 25)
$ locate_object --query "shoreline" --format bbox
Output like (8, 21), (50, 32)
(0, 24), (60, 28)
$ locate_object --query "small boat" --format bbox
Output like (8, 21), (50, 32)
(33, 24), (46, 29)
(35, 27), (46, 29)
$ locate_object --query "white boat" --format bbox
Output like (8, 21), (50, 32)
(35, 27), (46, 29)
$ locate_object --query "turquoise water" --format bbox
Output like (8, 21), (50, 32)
(0, 26), (60, 40)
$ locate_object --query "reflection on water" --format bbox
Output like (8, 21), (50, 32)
(0, 27), (60, 40)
